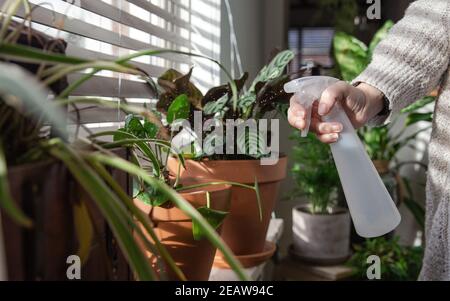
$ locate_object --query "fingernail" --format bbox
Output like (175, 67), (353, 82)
(330, 133), (339, 141)
(332, 124), (342, 132)
(318, 103), (328, 116)
(295, 119), (304, 129)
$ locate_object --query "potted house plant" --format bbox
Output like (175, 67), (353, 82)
(0, 0), (248, 280)
(91, 113), (259, 280)
(288, 133), (351, 264)
(153, 51), (297, 266)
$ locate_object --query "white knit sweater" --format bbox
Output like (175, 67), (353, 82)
(354, 0), (450, 280)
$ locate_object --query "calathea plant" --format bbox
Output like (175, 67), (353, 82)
(154, 50), (297, 160)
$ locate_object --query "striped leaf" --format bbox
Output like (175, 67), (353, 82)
(250, 50), (295, 92)
(203, 94), (229, 116)
(237, 129), (267, 159)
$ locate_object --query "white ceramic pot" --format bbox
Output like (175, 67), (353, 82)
(291, 204), (351, 264)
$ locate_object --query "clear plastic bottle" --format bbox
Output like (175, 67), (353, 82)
(285, 76), (401, 238)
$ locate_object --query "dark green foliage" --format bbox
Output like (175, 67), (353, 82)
(347, 237), (423, 281)
(289, 133), (340, 214)
(156, 50), (296, 160)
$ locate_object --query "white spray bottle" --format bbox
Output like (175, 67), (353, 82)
(285, 76), (401, 238)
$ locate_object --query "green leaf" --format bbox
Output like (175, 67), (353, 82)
(368, 20), (394, 59)
(107, 130), (161, 177)
(254, 177), (262, 221)
(405, 113), (433, 126)
(124, 115), (146, 138)
(133, 180), (168, 207)
(237, 94), (256, 111)
(250, 50), (295, 92)
(0, 62), (67, 138)
(166, 94), (190, 124)
(113, 128), (131, 142)
(0, 43), (88, 65)
(49, 141), (157, 280)
(0, 142), (33, 228)
(401, 96), (435, 114)
(143, 121), (159, 139)
(192, 206), (228, 241)
(203, 94), (229, 116)
(237, 128), (267, 158)
(333, 32), (369, 81)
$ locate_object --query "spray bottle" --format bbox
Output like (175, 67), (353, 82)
(284, 76), (401, 238)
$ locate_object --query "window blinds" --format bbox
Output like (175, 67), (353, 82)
(2, 0), (221, 125)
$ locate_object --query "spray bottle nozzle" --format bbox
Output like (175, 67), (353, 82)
(284, 76), (340, 137)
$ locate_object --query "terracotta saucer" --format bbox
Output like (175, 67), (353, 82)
(213, 241), (277, 269)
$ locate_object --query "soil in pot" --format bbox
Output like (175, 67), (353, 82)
(291, 205), (351, 265)
(167, 156), (287, 260)
(134, 179), (231, 280)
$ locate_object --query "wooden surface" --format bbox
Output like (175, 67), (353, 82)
(274, 256), (354, 281)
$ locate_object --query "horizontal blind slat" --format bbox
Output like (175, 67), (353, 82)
(66, 45), (167, 76)
(75, 0), (191, 48)
(68, 74), (157, 98)
(127, 0), (191, 29)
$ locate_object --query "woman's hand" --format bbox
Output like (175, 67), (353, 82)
(287, 81), (385, 143)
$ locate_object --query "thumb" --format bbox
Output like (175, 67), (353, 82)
(317, 81), (349, 116)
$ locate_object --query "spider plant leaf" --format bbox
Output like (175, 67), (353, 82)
(49, 142), (157, 280)
(254, 177), (262, 221)
(0, 62), (67, 138)
(333, 32), (369, 82)
(166, 94), (190, 124)
(0, 142), (33, 227)
(110, 131), (161, 177)
(192, 206), (228, 241)
(0, 43), (88, 65)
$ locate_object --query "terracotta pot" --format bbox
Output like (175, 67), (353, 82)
(291, 205), (351, 265)
(167, 156), (287, 258)
(134, 180), (231, 281)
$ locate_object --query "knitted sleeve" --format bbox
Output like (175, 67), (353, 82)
(353, 0), (450, 126)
